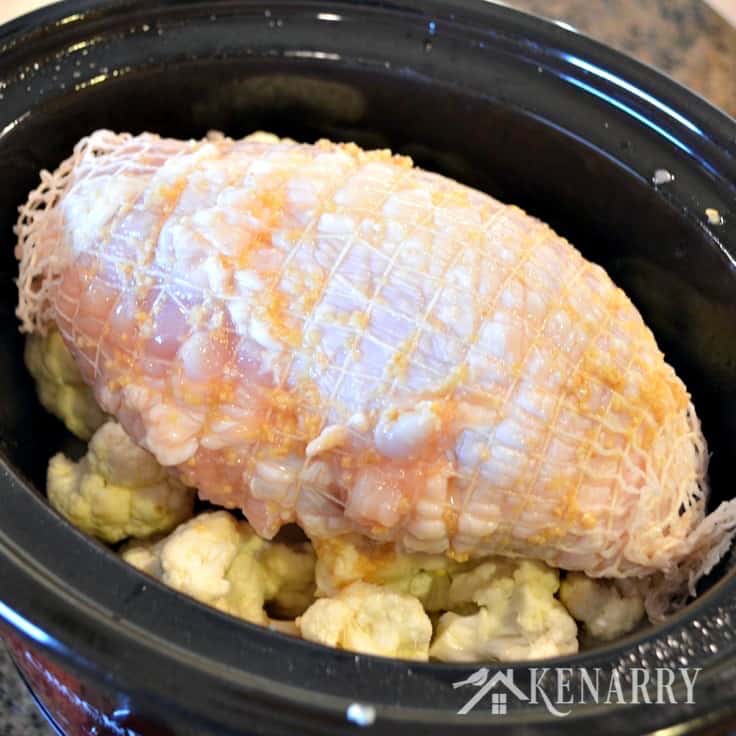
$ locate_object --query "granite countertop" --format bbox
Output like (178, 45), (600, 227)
(1, 1), (735, 734)
(0, 654), (53, 736)
(511, 0), (736, 118)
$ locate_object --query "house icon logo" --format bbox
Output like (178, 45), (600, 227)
(452, 665), (702, 717)
(453, 668), (529, 715)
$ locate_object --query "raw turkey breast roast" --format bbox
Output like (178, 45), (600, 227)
(16, 130), (736, 618)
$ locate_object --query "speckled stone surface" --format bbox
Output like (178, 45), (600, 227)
(508, 0), (736, 117)
(0, 1), (735, 734)
(0, 644), (53, 735)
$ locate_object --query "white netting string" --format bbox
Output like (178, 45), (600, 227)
(15, 130), (133, 334)
(615, 404), (736, 619)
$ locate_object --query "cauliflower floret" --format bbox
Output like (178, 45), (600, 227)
(314, 535), (466, 612)
(260, 542), (319, 618)
(315, 537), (580, 662)
(47, 421), (195, 543)
(122, 511), (315, 625)
(559, 572), (644, 641)
(120, 542), (160, 574)
(25, 329), (106, 440)
(429, 559), (579, 662)
(297, 581), (432, 660)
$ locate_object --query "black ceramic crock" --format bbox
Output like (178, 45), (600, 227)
(1, 1), (736, 733)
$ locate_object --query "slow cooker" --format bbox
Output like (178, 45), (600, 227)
(2, 1), (736, 733)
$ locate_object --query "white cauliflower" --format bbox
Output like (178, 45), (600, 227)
(47, 421), (195, 543)
(559, 572), (644, 641)
(315, 536), (580, 662)
(429, 559), (579, 662)
(122, 511), (316, 625)
(297, 581), (432, 660)
(25, 329), (106, 440)
(314, 535), (466, 612)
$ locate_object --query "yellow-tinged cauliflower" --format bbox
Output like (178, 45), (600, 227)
(429, 559), (579, 662)
(25, 329), (106, 440)
(314, 535), (581, 662)
(122, 511), (316, 625)
(47, 421), (195, 543)
(559, 572), (644, 641)
(297, 581), (433, 660)
(314, 535), (467, 612)
(260, 538), (317, 618)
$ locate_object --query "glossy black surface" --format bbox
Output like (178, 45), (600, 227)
(1, 1), (736, 733)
